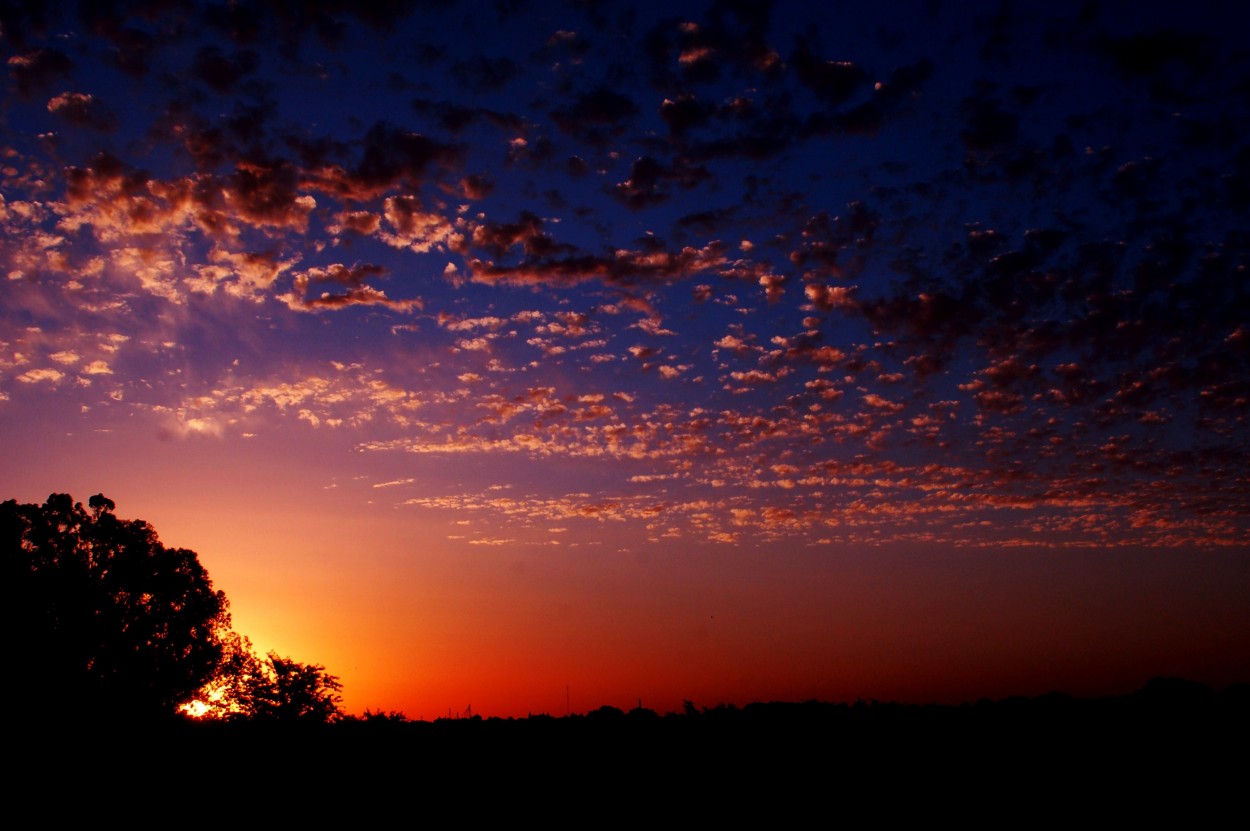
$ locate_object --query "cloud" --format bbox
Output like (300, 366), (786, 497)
(280, 263), (422, 313)
(380, 196), (459, 251)
(551, 86), (638, 145)
(17, 367), (65, 383)
(225, 159), (315, 231)
(47, 92), (116, 130)
(466, 242), (729, 289)
(791, 42), (867, 107)
(613, 156), (710, 209)
(308, 122), (464, 200)
(8, 49), (73, 96)
(82, 360), (112, 375)
(285, 285), (423, 313)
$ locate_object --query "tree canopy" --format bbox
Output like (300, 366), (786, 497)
(2, 493), (341, 723)
(2, 493), (230, 719)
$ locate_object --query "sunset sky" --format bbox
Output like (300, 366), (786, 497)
(2, 0), (1247, 718)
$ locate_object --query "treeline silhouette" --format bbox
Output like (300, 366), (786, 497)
(14, 676), (1245, 820)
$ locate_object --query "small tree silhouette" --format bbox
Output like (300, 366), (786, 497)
(247, 652), (344, 722)
(189, 636), (344, 723)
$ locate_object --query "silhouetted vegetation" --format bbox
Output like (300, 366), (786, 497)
(6, 495), (1245, 819)
(2, 493), (340, 723)
(196, 642), (344, 722)
(15, 675), (1241, 818)
(3, 493), (231, 720)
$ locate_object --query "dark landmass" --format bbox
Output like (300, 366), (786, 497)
(13, 677), (1246, 819)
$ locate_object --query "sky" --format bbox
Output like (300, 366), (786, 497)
(2, 0), (1248, 718)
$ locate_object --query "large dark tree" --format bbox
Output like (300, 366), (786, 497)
(1, 493), (231, 721)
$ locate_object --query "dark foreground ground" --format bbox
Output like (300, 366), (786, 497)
(12, 677), (1246, 823)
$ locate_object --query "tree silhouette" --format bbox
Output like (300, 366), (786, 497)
(188, 634), (344, 722)
(3, 492), (348, 728)
(247, 652), (344, 722)
(2, 493), (231, 720)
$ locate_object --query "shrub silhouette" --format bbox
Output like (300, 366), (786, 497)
(247, 652), (344, 722)
(193, 636), (344, 723)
